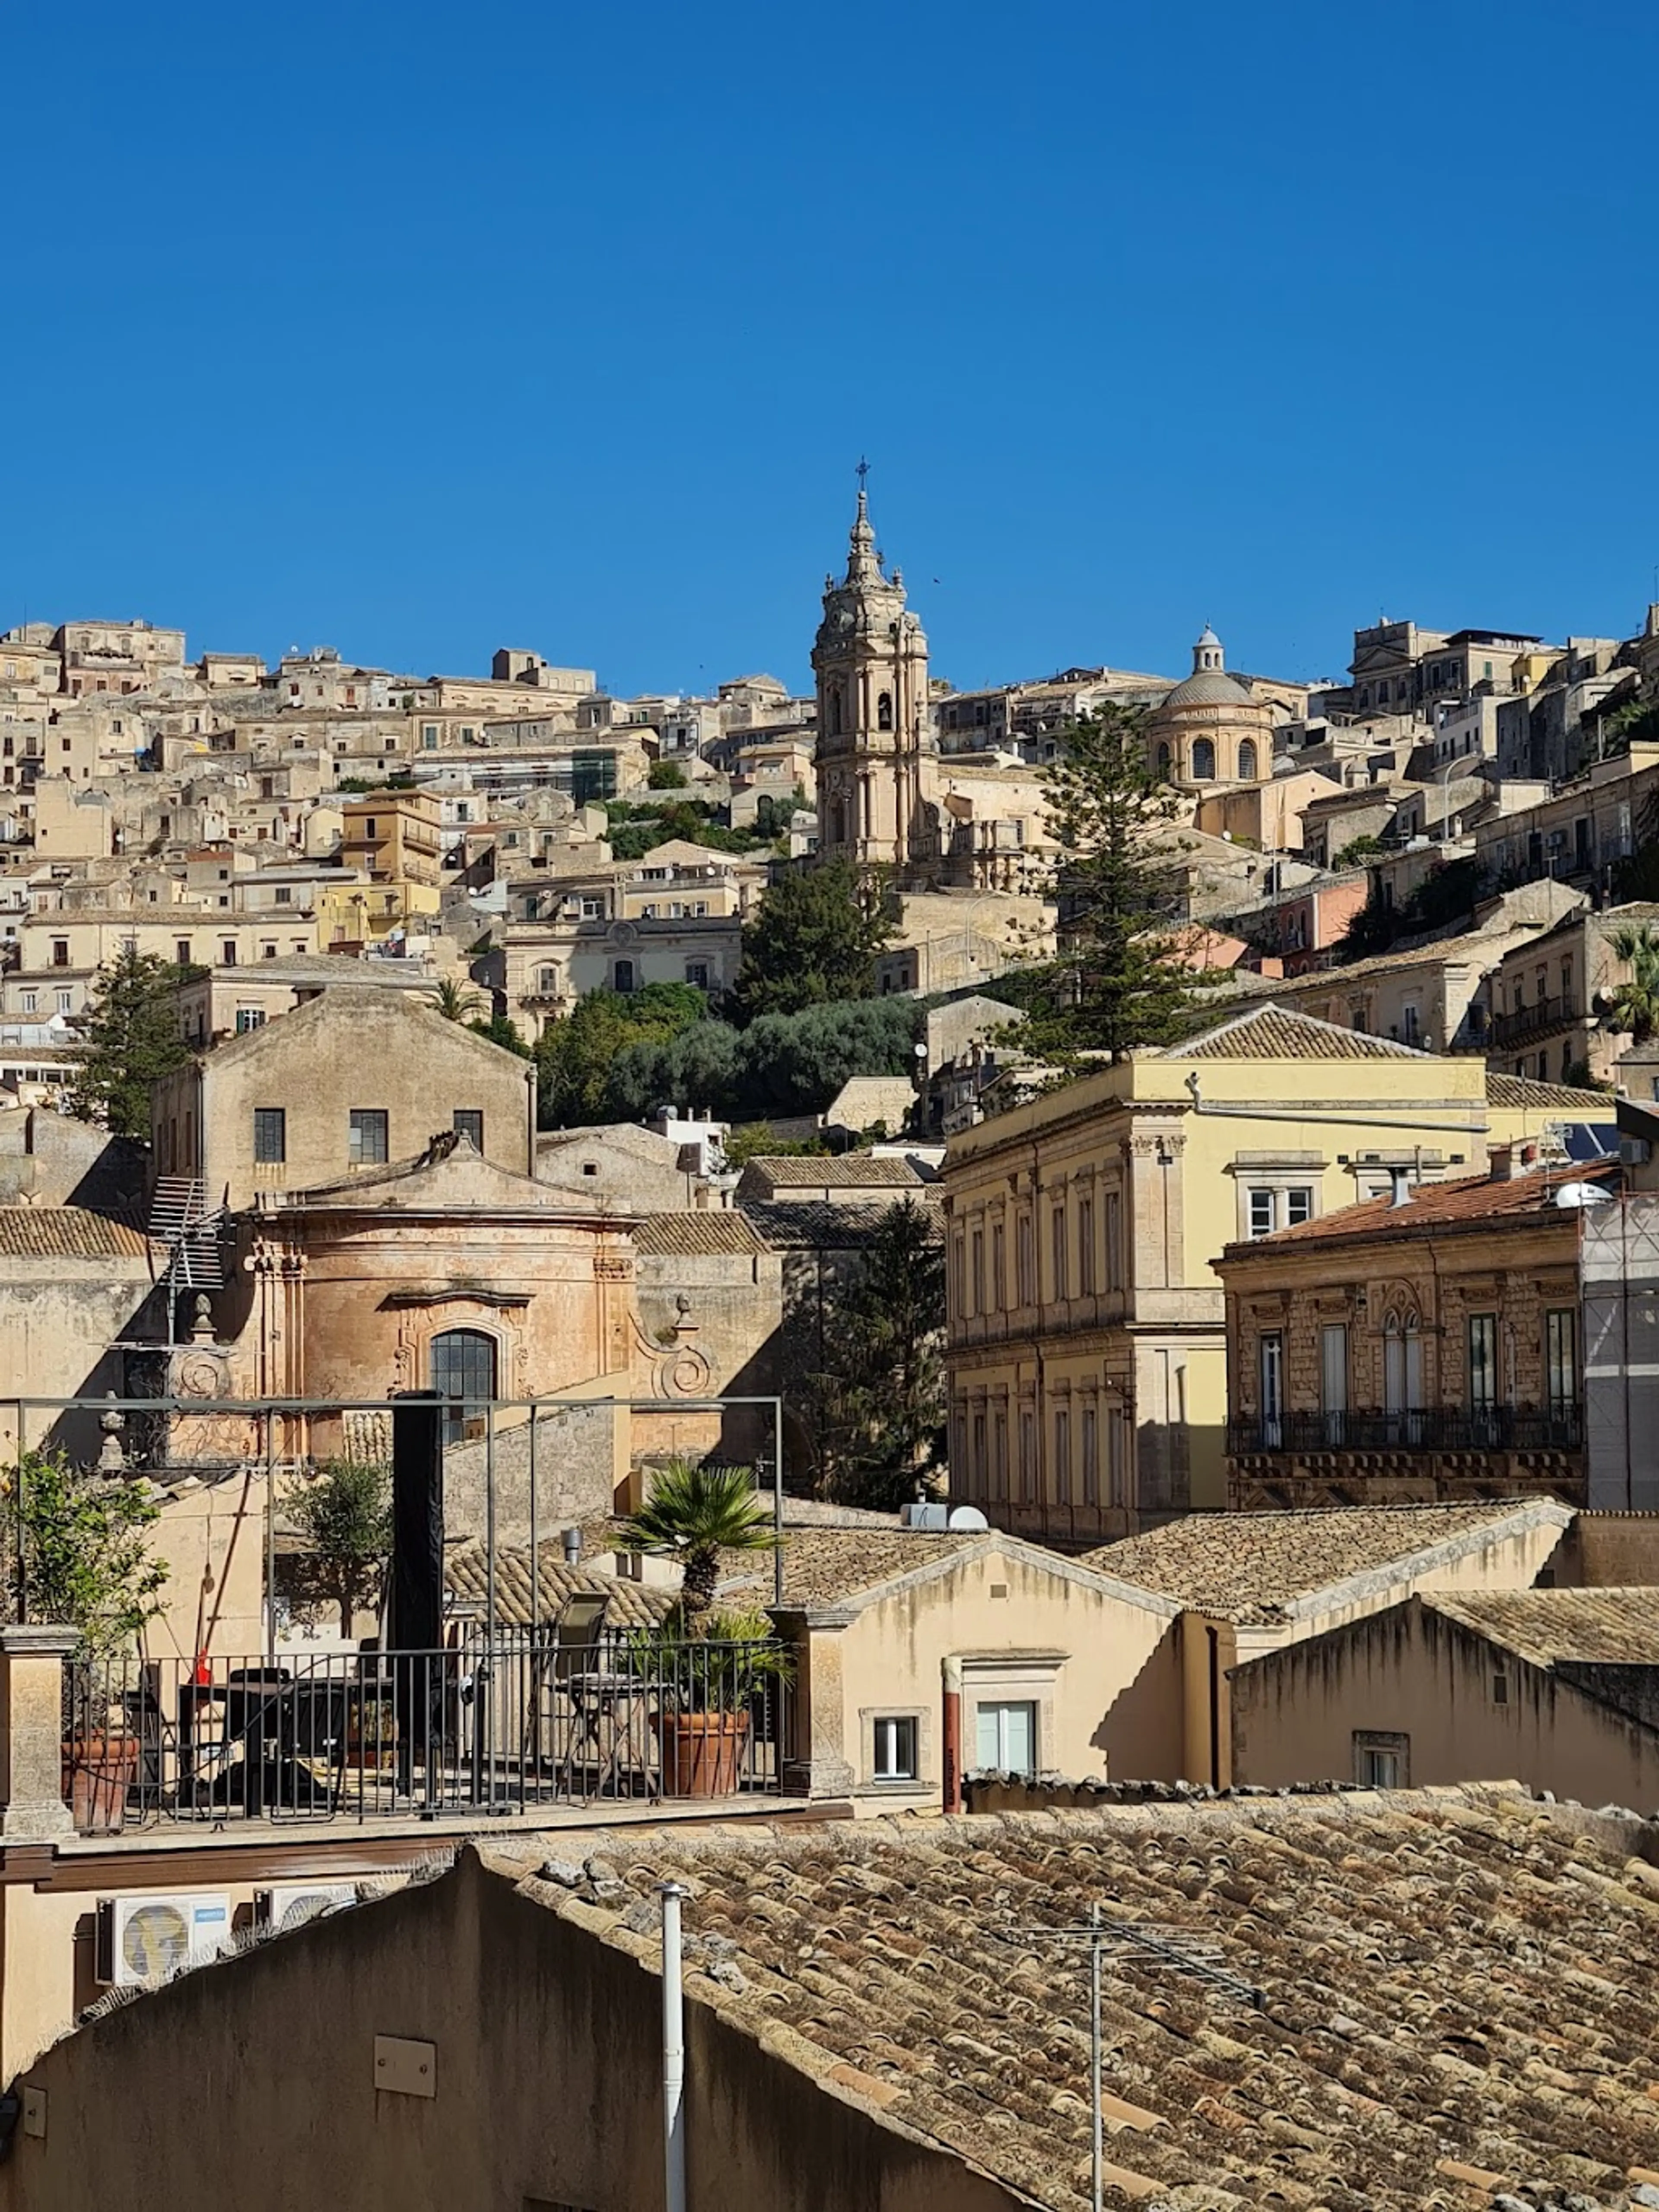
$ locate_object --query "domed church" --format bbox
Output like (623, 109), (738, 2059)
(1146, 626), (1273, 790)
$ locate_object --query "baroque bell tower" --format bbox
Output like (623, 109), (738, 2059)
(811, 468), (932, 872)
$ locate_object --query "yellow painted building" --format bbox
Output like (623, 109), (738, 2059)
(329, 791), (443, 942)
(943, 1003), (1605, 1547)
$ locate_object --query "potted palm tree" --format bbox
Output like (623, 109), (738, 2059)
(617, 1460), (786, 1797)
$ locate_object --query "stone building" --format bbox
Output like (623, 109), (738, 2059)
(150, 986), (536, 1209)
(1144, 626), (1274, 790)
(810, 485), (935, 872)
(1215, 1154), (1610, 1511)
(942, 1003), (1608, 1547)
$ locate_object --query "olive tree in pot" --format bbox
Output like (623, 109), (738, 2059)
(2, 1448), (169, 1834)
(617, 1460), (787, 1796)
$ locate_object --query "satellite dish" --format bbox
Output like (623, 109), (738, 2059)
(947, 1505), (990, 1531)
(1554, 1181), (1612, 1209)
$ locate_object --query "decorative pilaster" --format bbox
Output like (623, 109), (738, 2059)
(0, 1628), (77, 1841)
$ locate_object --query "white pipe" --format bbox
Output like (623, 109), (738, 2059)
(661, 1881), (689, 2212)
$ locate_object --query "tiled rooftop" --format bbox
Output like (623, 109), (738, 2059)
(445, 1540), (673, 1630)
(629, 1211), (771, 1257)
(1225, 1160), (1619, 1254)
(1163, 1004), (1427, 1061)
(740, 1155), (931, 1188)
(718, 1528), (983, 1611)
(1487, 1069), (1608, 1112)
(495, 1788), (1659, 2210)
(0, 1206), (155, 1260)
(1085, 1500), (1568, 1624)
(1427, 1588), (1659, 1670)
(738, 1194), (944, 1250)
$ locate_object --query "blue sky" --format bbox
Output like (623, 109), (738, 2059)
(6, 0), (1659, 697)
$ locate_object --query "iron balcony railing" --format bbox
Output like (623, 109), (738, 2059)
(64, 1629), (793, 1834)
(1487, 993), (1580, 1049)
(1228, 1406), (1584, 1457)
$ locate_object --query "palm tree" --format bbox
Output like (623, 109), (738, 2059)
(1603, 924), (1659, 1045)
(617, 1458), (777, 1630)
(433, 976), (486, 1024)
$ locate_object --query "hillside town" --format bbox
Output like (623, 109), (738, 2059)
(8, 492), (1659, 2211)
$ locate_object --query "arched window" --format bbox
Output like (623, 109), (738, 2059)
(828, 687), (843, 737)
(1237, 738), (1258, 781)
(1191, 738), (1216, 781)
(431, 1327), (496, 1444)
(877, 691), (893, 731)
(1383, 1309), (1423, 1441)
(1156, 742), (1173, 780)
(537, 964), (558, 993)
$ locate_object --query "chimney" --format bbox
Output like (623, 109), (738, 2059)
(1388, 1165), (1413, 1208)
(1490, 1142), (1537, 1183)
(562, 1526), (582, 1566)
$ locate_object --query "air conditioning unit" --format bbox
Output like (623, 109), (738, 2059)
(256, 1882), (359, 1935)
(95, 1893), (233, 1988)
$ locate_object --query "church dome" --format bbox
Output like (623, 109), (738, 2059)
(1155, 624), (1255, 712)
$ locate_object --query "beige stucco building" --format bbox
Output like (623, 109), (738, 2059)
(151, 986), (537, 1209)
(942, 1003), (1590, 1547)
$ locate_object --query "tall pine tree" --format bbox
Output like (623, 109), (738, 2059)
(808, 1198), (946, 1509)
(67, 943), (195, 1138)
(731, 859), (895, 1021)
(1031, 703), (1197, 1060)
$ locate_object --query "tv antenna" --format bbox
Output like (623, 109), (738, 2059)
(1005, 1902), (1265, 2212)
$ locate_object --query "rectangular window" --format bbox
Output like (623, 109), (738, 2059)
(51, 939), (68, 968)
(1018, 1409), (1036, 1502)
(221, 941), (236, 966)
(871, 1715), (918, 1782)
(1077, 1197), (1095, 1295)
(976, 1700), (1036, 1776)
(1545, 1309), (1578, 1416)
(950, 1237), (965, 1322)
(1050, 1205), (1068, 1300)
(19, 991), (36, 1015)
(992, 1411), (1008, 1500)
(1081, 1407), (1099, 1505)
(1052, 1407), (1071, 1503)
(1321, 1323), (1347, 1443)
(252, 1107), (286, 1164)
(348, 1108), (389, 1165)
(1354, 1730), (1409, 1789)
(971, 1411), (987, 1486)
(1105, 1190), (1122, 1290)
(1248, 1187), (1276, 1238)
(684, 961), (710, 990)
(453, 1109), (484, 1151)
(235, 1007), (266, 1035)
(970, 1229), (985, 1316)
(991, 1222), (1007, 1310)
(55, 990), (71, 1015)
(1468, 1313), (1498, 1413)
(1259, 1332), (1284, 1447)
(1106, 1409), (1127, 1507)
(1016, 1214), (1035, 1305)
(175, 939), (191, 966)
(1284, 1186), (1314, 1227)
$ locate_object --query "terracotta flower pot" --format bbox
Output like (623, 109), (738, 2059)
(656, 1710), (750, 1798)
(62, 1733), (140, 1835)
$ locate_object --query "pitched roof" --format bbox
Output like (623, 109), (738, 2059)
(445, 1540), (672, 1630)
(491, 1786), (1659, 2209)
(1084, 1499), (1569, 1623)
(1427, 1587), (1659, 1669)
(739, 1155), (928, 1189)
(1225, 1160), (1618, 1254)
(630, 1211), (770, 1257)
(738, 1194), (944, 1251)
(1163, 1003), (1427, 1061)
(0, 1206), (155, 1261)
(1487, 1069), (1607, 1111)
(718, 1528), (982, 1610)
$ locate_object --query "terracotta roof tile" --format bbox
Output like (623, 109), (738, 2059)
(1487, 1069), (1610, 1111)
(1164, 1004), (1427, 1061)
(739, 1155), (931, 1189)
(490, 1789), (1659, 2209)
(629, 1212), (770, 1257)
(445, 1540), (673, 1630)
(1084, 1499), (1569, 1623)
(1223, 1161), (1619, 1255)
(1427, 1587), (1659, 1669)
(0, 1207), (156, 1260)
(718, 1528), (982, 1610)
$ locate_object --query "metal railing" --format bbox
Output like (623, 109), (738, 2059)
(64, 1627), (792, 1833)
(1228, 1407), (1584, 1456)
(1488, 993), (1580, 1048)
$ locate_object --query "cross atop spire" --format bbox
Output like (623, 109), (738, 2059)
(855, 455), (870, 490)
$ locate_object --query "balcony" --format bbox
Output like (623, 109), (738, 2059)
(1228, 1407), (1583, 1456)
(1487, 993), (1580, 1050)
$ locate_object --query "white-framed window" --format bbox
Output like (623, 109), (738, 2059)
(1259, 1332), (1284, 1447)
(871, 1715), (918, 1782)
(1246, 1184), (1316, 1237)
(975, 1700), (1036, 1776)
